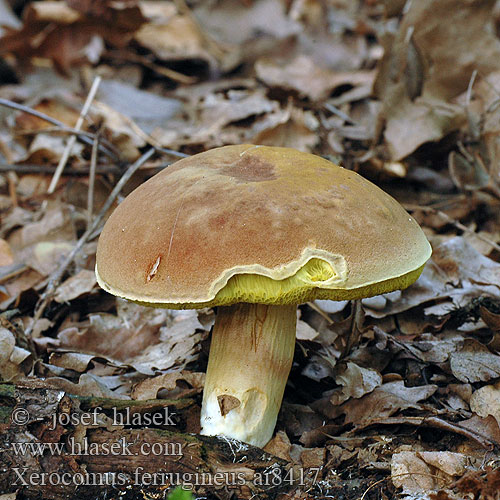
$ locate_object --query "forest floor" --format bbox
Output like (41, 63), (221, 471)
(0, 1), (500, 499)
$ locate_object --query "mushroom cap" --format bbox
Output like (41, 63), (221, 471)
(96, 145), (431, 308)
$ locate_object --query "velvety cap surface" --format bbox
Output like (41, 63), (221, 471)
(96, 145), (432, 307)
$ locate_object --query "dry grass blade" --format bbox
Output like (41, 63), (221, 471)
(48, 76), (102, 194)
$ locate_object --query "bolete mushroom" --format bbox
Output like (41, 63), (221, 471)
(95, 144), (431, 448)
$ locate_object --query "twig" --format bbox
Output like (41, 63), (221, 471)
(25, 147), (156, 341)
(0, 163), (121, 175)
(404, 203), (500, 252)
(0, 97), (120, 162)
(359, 477), (386, 500)
(7, 172), (17, 208)
(466, 69), (478, 106)
(156, 147), (190, 159)
(324, 102), (357, 125)
(306, 301), (334, 324)
(48, 76), (102, 193)
(0, 263), (28, 284)
(87, 132), (100, 229)
(16, 126), (118, 153)
(351, 415), (496, 450)
(100, 106), (189, 159)
(105, 50), (197, 85)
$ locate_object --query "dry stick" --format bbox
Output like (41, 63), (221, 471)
(108, 108), (189, 159)
(25, 147), (156, 341)
(156, 147), (190, 159)
(48, 76), (102, 194)
(351, 415), (495, 450)
(306, 301), (334, 324)
(105, 49), (197, 85)
(405, 204), (500, 253)
(87, 132), (100, 229)
(0, 163), (121, 175)
(7, 172), (17, 208)
(324, 102), (357, 125)
(0, 97), (119, 162)
(465, 69), (478, 106)
(0, 94), (187, 165)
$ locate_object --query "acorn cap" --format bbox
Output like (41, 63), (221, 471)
(95, 144), (431, 308)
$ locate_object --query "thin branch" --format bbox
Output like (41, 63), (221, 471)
(156, 147), (190, 159)
(465, 69), (478, 106)
(405, 203), (500, 252)
(324, 102), (357, 125)
(25, 147), (156, 341)
(100, 106), (190, 159)
(87, 132), (100, 229)
(48, 76), (102, 193)
(0, 263), (28, 284)
(0, 163), (121, 175)
(0, 97), (120, 162)
(0, 96), (188, 167)
(105, 49), (197, 84)
(16, 126), (118, 153)
(352, 415), (496, 450)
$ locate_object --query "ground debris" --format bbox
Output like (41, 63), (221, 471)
(0, 1), (500, 499)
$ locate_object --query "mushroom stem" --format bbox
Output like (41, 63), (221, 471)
(200, 303), (297, 447)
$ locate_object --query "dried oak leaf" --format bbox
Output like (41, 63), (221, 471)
(296, 319), (319, 341)
(449, 339), (500, 383)
(47, 372), (129, 399)
(0, 326), (31, 381)
(470, 381), (500, 426)
(329, 361), (382, 405)
(391, 451), (436, 493)
(253, 106), (320, 152)
(340, 381), (437, 424)
(15, 98), (82, 132)
(152, 88), (283, 150)
(58, 300), (168, 359)
(131, 371), (205, 400)
(453, 467), (500, 499)
(48, 351), (97, 372)
(256, 54), (374, 102)
(54, 269), (97, 303)
(0, 1), (146, 73)
(0, 239), (14, 267)
(374, 0), (500, 159)
(58, 302), (204, 375)
(134, 2), (215, 66)
(392, 451), (469, 494)
(367, 236), (500, 319)
(263, 430), (292, 461)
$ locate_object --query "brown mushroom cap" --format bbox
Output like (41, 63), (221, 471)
(96, 144), (431, 307)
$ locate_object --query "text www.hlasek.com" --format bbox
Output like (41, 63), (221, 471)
(11, 437), (182, 457)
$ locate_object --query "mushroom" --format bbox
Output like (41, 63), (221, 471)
(95, 144), (431, 448)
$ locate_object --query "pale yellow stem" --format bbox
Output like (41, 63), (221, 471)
(200, 303), (297, 447)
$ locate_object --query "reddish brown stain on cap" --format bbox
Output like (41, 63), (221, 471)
(221, 154), (276, 183)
